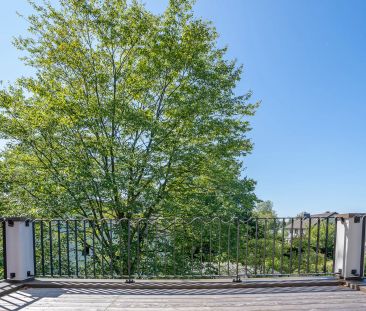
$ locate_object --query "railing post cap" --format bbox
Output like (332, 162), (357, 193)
(336, 213), (366, 219)
(6, 217), (32, 221)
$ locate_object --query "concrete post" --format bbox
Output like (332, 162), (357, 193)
(334, 213), (366, 279)
(5, 217), (35, 281)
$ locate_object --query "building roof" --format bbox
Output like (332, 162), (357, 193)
(285, 211), (338, 230)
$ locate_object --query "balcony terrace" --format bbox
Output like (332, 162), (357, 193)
(0, 214), (365, 310)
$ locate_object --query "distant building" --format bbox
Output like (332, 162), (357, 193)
(286, 211), (338, 239)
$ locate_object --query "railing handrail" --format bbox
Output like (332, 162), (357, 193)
(27, 215), (340, 222)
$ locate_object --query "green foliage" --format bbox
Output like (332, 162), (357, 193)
(253, 200), (277, 218)
(0, 0), (258, 220)
(0, 1), (338, 281)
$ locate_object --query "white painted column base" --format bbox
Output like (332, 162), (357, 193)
(334, 214), (365, 279)
(5, 218), (35, 281)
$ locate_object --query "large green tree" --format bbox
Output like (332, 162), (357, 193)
(0, 0), (258, 220)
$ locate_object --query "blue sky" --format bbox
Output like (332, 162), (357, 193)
(1, 0), (366, 216)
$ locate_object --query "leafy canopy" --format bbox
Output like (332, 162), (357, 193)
(0, 0), (258, 219)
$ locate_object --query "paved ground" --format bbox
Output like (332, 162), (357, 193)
(1, 286), (366, 310)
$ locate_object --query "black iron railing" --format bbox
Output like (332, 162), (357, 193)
(32, 216), (338, 281)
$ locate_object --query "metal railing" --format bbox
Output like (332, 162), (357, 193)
(32, 216), (338, 281)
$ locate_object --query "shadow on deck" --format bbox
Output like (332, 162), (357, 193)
(1, 277), (366, 311)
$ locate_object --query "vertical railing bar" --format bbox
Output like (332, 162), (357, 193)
(127, 219), (132, 282)
(315, 217), (320, 274)
(136, 221), (140, 278)
(180, 221), (186, 278)
(254, 219), (258, 276)
(218, 220), (221, 276)
(57, 220), (61, 276)
(280, 218), (285, 274)
(289, 218), (294, 274)
(306, 217), (312, 274)
(298, 218), (303, 275)
(235, 219), (240, 282)
(201, 221), (204, 277)
(227, 223), (230, 276)
(101, 220), (105, 277)
(92, 221), (96, 278)
(332, 217), (338, 274)
(164, 230), (168, 276)
(109, 219), (113, 278)
(245, 221), (249, 277)
(74, 219), (78, 277)
(323, 217), (329, 273)
(49, 220), (53, 277)
(83, 220), (87, 278)
(179, 220), (183, 277)
(209, 223), (212, 278)
(150, 220), (155, 277)
(66, 220), (70, 277)
(32, 221), (36, 277)
(190, 238), (194, 277)
(173, 219), (176, 277)
(181, 226), (185, 278)
(144, 220), (149, 278)
(190, 220), (194, 277)
(119, 220), (123, 279)
(271, 219), (276, 274)
(263, 219), (267, 274)
(153, 221), (157, 277)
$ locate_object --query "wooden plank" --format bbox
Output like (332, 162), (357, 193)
(27, 278), (345, 290)
(1, 285), (366, 310)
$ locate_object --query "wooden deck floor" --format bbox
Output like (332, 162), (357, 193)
(1, 285), (366, 310)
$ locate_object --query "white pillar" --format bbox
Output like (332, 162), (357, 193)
(334, 214), (366, 279)
(5, 218), (35, 281)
